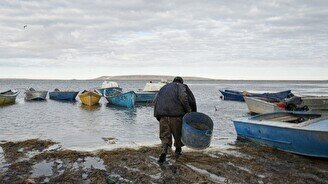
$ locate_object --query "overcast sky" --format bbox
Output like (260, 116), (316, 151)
(0, 0), (327, 80)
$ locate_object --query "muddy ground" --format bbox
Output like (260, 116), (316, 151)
(0, 139), (327, 184)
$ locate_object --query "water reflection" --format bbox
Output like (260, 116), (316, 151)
(106, 104), (137, 123)
(49, 99), (78, 104)
(80, 104), (101, 111)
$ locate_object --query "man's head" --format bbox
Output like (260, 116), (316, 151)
(173, 76), (184, 84)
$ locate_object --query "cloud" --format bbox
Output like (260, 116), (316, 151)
(0, 0), (327, 79)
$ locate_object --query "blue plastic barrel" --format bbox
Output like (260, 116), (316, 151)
(181, 112), (213, 149)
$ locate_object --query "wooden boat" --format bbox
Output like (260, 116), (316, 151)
(79, 90), (102, 106)
(105, 91), (136, 108)
(96, 81), (122, 96)
(285, 96), (328, 111)
(233, 111), (328, 158)
(244, 97), (285, 114)
(49, 89), (79, 101)
(135, 81), (166, 103)
(219, 90), (293, 102)
(25, 88), (48, 101)
(0, 90), (19, 106)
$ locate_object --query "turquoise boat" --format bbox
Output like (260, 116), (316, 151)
(105, 91), (136, 108)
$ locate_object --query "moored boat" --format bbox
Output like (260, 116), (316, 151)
(79, 90), (102, 106)
(135, 81), (166, 103)
(219, 89), (293, 102)
(232, 111), (328, 158)
(105, 91), (136, 108)
(244, 96), (285, 114)
(49, 89), (79, 101)
(25, 88), (48, 101)
(0, 90), (20, 106)
(96, 81), (122, 96)
(135, 91), (157, 103)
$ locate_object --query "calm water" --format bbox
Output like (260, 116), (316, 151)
(0, 80), (327, 151)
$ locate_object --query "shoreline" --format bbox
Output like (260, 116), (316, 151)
(0, 78), (328, 82)
(1, 139), (327, 183)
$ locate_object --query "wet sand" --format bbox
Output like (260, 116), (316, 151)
(1, 139), (327, 183)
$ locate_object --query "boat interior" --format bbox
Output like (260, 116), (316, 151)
(253, 113), (321, 123)
(0, 90), (14, 95)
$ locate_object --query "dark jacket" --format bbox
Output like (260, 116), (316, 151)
(154, 82), (197, 119)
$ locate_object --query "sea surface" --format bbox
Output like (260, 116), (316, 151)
(0, 80), (328, 151)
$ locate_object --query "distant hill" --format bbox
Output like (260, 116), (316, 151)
(93, 75), (214, 81)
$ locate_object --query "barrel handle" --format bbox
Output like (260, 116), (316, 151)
(205, 130), (212, 137)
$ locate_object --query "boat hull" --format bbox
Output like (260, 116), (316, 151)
(135, 91), (157, 103)
(301, 97), (328, 110)
(49, 91), (79, 101)
(97, 87), (122, 96)
(25, 91), (48, 101)
(106, 91), (136, 108)
(233, 116), (328, 158)
(0, 91), (19, 106)
(219, 90), (244, 101)
(79, 92), (101, 106)
(220, 90), (292, 102)
(244, 97), (283, 114)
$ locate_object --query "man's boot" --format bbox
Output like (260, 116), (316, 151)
(158, 144), (168, 163)
(175, 147), (182, 157)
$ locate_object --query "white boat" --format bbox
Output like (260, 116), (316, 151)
(142, 80), (167, 92)
(135, 80), (167, 103)
(96, 81), (122, 96)
(25, 88), (48, 101)
(244, 96), (285, 114)
(285, 96), (328, 111)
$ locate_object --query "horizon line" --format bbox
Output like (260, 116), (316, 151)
(0, 77), (327, 82)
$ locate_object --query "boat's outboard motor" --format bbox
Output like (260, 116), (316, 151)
(284, 96), (307, 111)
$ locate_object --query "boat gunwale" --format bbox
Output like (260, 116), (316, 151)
(233, 112), (327, 132)
(0, 90), (20, 98)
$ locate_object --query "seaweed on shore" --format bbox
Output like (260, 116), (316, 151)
(1, 139), (328, 184)
(0, 139), (56, 162)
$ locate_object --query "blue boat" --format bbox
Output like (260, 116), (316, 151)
(135, 91), (157, 103)
(105, 91), (136, 108)
(232, 111), (328, 158)
(49, 89), (79, 101)
(220, 90), (293, 102)
(96, 81), (122, 96)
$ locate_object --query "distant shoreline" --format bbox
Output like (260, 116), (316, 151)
(0, 75), (327, 82)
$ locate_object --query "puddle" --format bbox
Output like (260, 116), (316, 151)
(52, 159), (65, 176)
(72, 156), (107, 171)
(31, 160), (54, 177)
(186, 164), (226, 183)
(83, 157), (106, 170)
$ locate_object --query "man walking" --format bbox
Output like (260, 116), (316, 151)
(154, 76), (197, 163)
